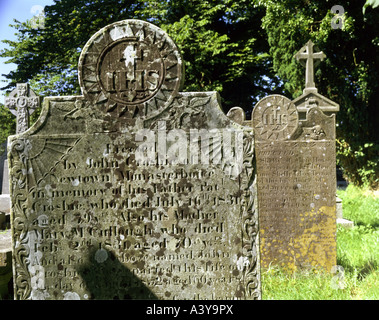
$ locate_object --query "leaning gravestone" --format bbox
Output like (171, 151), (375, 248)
(8, 20), (260, 300)
(252, 40), (338, 271)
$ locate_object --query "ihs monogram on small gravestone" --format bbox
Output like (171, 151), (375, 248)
(8, 19), (260, 300)
(4, 83), (40, 134)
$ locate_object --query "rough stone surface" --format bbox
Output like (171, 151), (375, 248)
(8, 20), (260, 300)
(0, 195), (10, 214)
(250, 93), (338, 272)
(336, 196), (353, 228)
(4, 83), (40, 134)
(0, 230), (12, 299)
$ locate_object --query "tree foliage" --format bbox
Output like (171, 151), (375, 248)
(1, 0), (281, 107)
(0, 0), (378, 188)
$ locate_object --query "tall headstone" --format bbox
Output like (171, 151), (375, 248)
(8, 20), (260, 300)
(252, 41), (338, 270)
(251, 41), (338, 272)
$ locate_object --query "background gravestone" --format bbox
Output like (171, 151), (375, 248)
(0, 142), (10, 218)
(252, 41), (339, 272)
(4, 83), (40, 134)
(227, 41), (339, 272)
(9, 19), (260, 300)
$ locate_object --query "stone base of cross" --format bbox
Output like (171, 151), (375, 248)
(4, 83), (40, 134)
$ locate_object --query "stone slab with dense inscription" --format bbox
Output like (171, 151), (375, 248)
(8, 20), (260, 300)
(226, 41), (339, 272)
(252, 93), (337, 272)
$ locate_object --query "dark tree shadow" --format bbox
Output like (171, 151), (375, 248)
(77, 247), (158, 300)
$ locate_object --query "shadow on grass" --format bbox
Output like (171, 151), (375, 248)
(354, 220), (379, 229)
(337, 255), (379, 281)
(357, 259), (379, 280)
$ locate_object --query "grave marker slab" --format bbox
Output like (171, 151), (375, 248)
(9, 19), (260, 300)
(250, 41), (338, 272)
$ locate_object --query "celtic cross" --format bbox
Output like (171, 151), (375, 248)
(294, 40), (326, 94)
(4, 83), (40, 133)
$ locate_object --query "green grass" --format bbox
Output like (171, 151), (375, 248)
(261, 184), (379, 300)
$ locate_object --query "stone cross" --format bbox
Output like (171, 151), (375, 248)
(4, 83), (40, 133)
(294, 40), (326, 94)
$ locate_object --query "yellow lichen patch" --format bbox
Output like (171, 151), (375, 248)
(290, 205), (337, 272)
(259, 205), (337, 272)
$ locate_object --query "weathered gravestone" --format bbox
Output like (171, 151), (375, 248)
(253, 40), (339, 272)
(8, 19), (260, 300)
(228, 40), (338, 272)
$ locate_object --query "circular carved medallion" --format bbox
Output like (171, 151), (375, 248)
(78, 20), (183, 119)
(252, 95), (298, 140)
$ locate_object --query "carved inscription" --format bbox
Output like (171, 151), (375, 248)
(256, 140), (336, 271)
(98, 39), (163, 103)
(12, 131), (255, 300)
(253, 96), (337, 271)
(10, 19), (259, 300)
